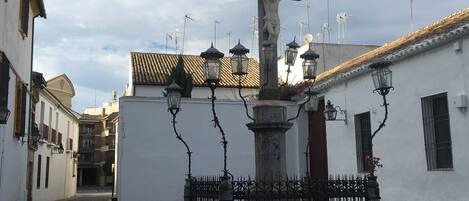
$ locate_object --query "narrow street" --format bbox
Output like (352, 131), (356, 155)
(60, 190), (112, 201)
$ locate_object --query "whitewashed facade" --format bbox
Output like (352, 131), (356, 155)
(309, 17), (469, 200)
(117, 97), (305, 201)
(33, 85), (79, 201)
(0, 1), (46, 201)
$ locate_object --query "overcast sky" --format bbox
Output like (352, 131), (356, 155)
(32, 0), (469, 112)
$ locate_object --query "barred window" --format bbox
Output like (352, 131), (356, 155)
(354, 112), (372, 173)
(37, 154), (41, 189)
(19, 0), (30, 37)
(14, 79), (27, 137)
(45, 156), (50, 188)
(421, 93), (453, 170)
(0, 52), (10, 110)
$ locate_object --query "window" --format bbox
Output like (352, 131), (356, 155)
(0, 52), (10, 109)
(354, 112), (372, 173)
(13, 79), (27, 137)
(421, 93), (453, 170)
(48, 107), (52, 140)
(40, 101), (45, 136)
(19, 0), (30, 37)
(36, 155), (41, 189)
(45, 157), (50, 188)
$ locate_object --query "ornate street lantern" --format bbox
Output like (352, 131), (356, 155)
(166, 81), (183, 112)
(0, 105), (10, 125)
(370, 58), (393, 96)
(58, 143), (65, 154)
(324, 100), (347, 124)
(31, 123), (41, 144)
(324, 100), (338, 120)
(300, 43), (319, 80)
(229, 40), (250, 76)
(285, 38), (300, 66)
(200, 43), (224, 83)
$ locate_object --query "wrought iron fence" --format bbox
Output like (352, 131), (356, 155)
(188, 175), (369, 201)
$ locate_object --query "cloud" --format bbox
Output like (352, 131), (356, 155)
(33, 0), (469, 112)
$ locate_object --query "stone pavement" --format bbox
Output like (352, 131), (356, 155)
(58, 189), (113, 201)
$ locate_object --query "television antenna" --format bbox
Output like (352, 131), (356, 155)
(336, 12), (351, 44)
(182, 14), (195, 54)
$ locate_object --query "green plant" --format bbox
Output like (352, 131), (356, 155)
(166, 54), (193, 98)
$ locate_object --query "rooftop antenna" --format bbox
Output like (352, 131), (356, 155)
(214, 20), (221, 48)
(174, 29), (181, 54)
(182, 14), (195, 54)
(251, 16), (258, 58)
(327, 0), (331, 42)
(410, 0), (414, 32)
(321, 23), (331, 43)
(299, 21), (307, 45)
(306, 0), (312, 33)
(336, 12), (351, 44)
(227, 31), (232, 55)
(165, 33), (173, 54)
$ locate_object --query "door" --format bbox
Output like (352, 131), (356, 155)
(308, 99), (328, 178)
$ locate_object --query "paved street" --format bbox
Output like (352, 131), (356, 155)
(59, 190), (112, 201)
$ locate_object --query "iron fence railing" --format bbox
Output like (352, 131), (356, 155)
(188, 175), (370, 201)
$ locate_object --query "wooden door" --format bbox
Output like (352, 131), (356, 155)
(308, 99), (328, 178)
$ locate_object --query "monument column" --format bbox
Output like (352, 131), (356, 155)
(247, 0), (293, 180)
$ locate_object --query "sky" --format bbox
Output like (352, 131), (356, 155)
(32, 0), (469, 113)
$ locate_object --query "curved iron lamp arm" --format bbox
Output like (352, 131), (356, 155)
(208, 83), (229, 177)
(287, 80), (316, 122)
(170, 109), (193, 178)
(371, 87), (393, 139)
(237, 76), (255, 121)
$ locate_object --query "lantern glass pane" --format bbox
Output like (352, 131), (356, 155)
(324, 109), (337, 120)
(204, 60), (221, 82)
(285, 48), (298, 66)
(167, 91), (181, 110)
(302, 59), (318, 80)
(231, 55), (249, 75)
(371, 67), (392, 90)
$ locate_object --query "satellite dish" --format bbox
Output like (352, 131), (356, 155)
(304, 34), (313, 43)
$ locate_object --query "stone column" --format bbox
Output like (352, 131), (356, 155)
(247, 0), (292, 180)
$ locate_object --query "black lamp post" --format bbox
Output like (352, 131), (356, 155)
(200, 44), (230, 177)
(369, 58), (393, 139)
(0, 105), (10, 125)
(287, 42), (320, 122)
(284, 38), (300, 84)
(230, 40), (255, 121)
(166, 81), (192, 178)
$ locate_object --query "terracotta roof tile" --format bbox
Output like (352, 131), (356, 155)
(315, 8), (469, 83)
(131, 53), (260, 88)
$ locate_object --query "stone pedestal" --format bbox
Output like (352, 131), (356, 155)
(366, 175), (381, 201)
(183, 178), (192, 201)
(247, 101), (293, 180)
(218, 176), (233, 201)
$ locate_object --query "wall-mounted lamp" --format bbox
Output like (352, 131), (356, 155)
(324, 100), (347, 124)
(51, 143), (65, 155)
(0, 105), (11, 125)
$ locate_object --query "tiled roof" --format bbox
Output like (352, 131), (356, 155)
(130, 53), (260, 88)
(315, 8), (469, 83)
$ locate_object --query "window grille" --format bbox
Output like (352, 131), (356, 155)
(421, 93), (453, 170)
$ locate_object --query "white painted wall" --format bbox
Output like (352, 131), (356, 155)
(32, 92), (79, 201)
(0, 1), (38, 200)
(117, 97), (303, 201)
(134, 85), (259, 100)
(316, 36), (469, 200)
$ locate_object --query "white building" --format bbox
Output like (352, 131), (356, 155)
(304, 8), (469, 200)
(31, 73), (79, 201)
(278, 42), (378, 85)
(0, 1), (46, 201)
(126, 53), (259, 99)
